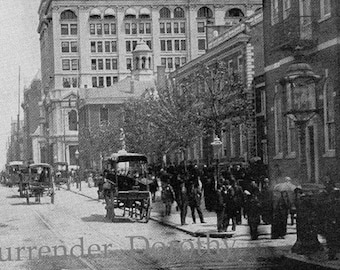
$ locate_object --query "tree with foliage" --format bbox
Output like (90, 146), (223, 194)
(122, 84), (204, 165)
(79, 121), (121, 168)
(179, 60), (252, 136)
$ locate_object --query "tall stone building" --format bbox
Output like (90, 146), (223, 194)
(37, 0), (261, 165)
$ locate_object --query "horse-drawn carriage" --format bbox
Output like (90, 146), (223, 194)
(5, 161), (29, 197)
(24, 163), (55, 204)
(102, 151), (152, 222)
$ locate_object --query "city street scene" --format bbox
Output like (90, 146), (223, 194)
(1, 0), (340, 269)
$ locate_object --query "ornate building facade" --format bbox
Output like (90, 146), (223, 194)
(37, 0), (261, 165)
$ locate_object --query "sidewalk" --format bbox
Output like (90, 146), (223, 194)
(62, 182), (340, 269)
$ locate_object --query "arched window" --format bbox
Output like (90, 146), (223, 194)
(197, 6), (213, 18)
(60, 10), (77, 20)
(174, 7), (185, 18)
(226, 8), (244, 17)
(125, 8), (137, 19)
(323, 79), (336, 151)
(68, 110), (78, 131)
(104, 8), (116, 19)
(159, 7), (171, 18)
(89, 8), (101, 20)
(139, 8), (151, 19)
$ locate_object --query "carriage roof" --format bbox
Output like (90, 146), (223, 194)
(29, 163), (53, 169)
(8, 161), (24, 167)
(108, 152), (148, 163)
(54, 161), (68, 166)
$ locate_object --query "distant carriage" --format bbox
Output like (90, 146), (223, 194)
(6, 161), (28, 197)
(25, 163), (55, 204)
(102, 151), (152, 222)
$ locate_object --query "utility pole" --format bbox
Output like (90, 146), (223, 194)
(16, 66), (21, 161)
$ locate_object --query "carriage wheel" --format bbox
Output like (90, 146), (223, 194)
(141, 195), (152, 223)
(35, 191), (41, 203)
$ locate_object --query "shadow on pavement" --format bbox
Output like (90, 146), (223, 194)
(10, 202), (51, 206)
(81, 214), (135, 223)
(6, 195), (21, 199)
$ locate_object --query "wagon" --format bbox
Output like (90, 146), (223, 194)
(102, 151), (152, 222)
(25, 163), (55, 204)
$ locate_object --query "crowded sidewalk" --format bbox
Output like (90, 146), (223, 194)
(61, 182), (340, 269)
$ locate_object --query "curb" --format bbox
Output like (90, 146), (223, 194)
(149, 216), (233, 238)
(284, 254), (340, 270)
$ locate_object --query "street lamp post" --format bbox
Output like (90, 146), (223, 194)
(75, 149), (80, 191)
(280, 61), (322, 255)
(211, 134), (222, 182)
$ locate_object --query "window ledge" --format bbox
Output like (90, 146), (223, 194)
(285, 152), (296, 159)
(318, 14), (331, 23)
(323, 150), (335, 158)
(273, 152), (283, 159)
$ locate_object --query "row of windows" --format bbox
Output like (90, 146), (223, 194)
(60, 6), (244, 24)
(60, 6), (215, 21)
(61, 24), (78, 35)
(160, 56), (187, 69)
(90, 40), (117, 53)
(126, 40), (152, 52)
(61, 41), (78, 53)
(62, 59), (79, 70)
(160, 22), (186, 34)
(90, 23), (116, 35)
(91, 58), (118, 70)
(125, 23), (151, 35)
(160, 40), (186, 52)
(63, 77), (79, 88)
(92, 76), (118, 88)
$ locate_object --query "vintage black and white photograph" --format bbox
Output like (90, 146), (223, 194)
(0, 0), (340, 269)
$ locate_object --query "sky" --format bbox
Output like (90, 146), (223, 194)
(0, 0), (41, 168)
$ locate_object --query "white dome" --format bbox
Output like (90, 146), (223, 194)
(133, 40), (151, 52)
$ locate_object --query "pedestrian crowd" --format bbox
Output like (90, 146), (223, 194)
(149, 161), (302, 242)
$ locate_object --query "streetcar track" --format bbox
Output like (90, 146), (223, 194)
(7, 187), (284, 270)
(13, 188), (168, 269)
(9, 188), (100, 270)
